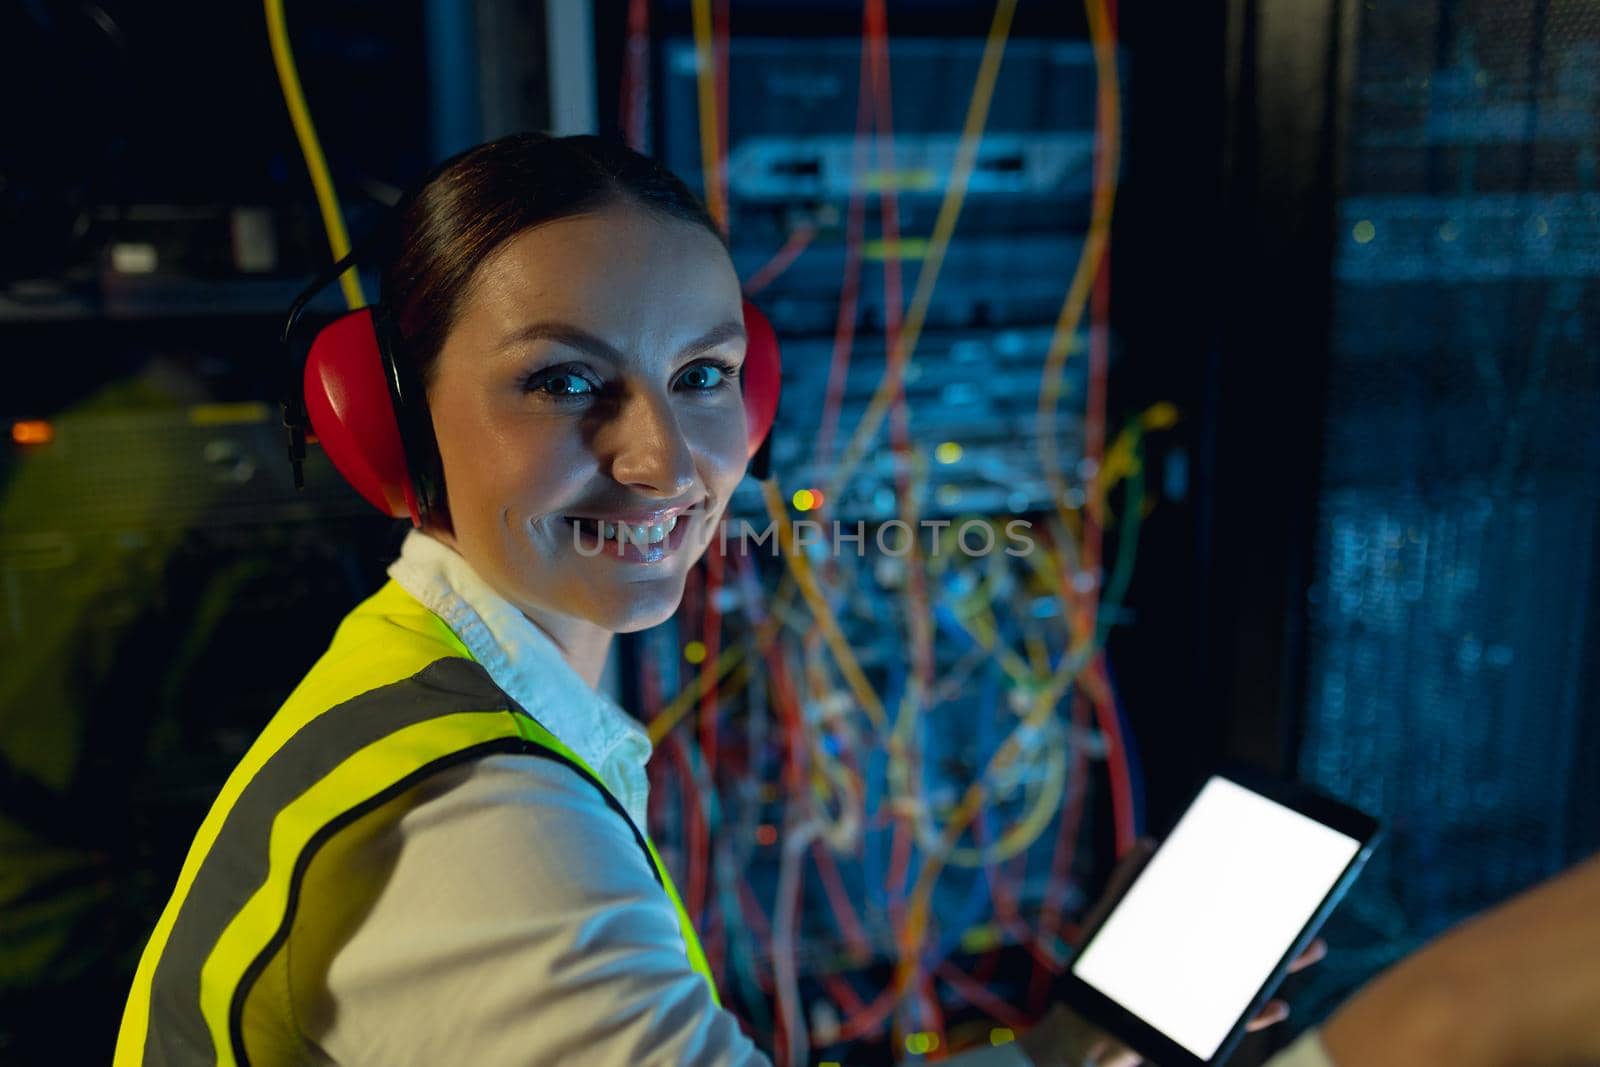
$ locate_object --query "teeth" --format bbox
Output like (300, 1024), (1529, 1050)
(588, 514), (681, 547)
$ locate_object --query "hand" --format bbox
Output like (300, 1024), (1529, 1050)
(1321, 850), (1600, 1067)
(1018, 839), (1328, 1066)
(1017, 947), (1327, 1066)
(1245, 937), (1328, 1034)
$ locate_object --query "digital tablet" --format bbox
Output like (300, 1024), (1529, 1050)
(1058, 768), (1381, 1067)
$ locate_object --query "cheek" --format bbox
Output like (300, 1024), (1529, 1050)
(437, 409), (586, 523)
(691, 398), (750, 489)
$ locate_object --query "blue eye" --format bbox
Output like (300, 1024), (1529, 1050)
(526, 368), (597, 398)
(679, 361), (738, 391)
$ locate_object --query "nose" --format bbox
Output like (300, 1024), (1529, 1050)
(601, 385), (697, 499)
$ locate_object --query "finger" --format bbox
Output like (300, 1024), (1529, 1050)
(1245, 999), (1290, 1033)
(1287, 937), (1328, 974)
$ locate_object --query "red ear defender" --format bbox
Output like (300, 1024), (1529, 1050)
(301, 307), (423, 524)
(740, 297), (781, 465)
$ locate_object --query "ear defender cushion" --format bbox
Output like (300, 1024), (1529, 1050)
(740, 297), (781, 460)
(302, 307), (423, 524)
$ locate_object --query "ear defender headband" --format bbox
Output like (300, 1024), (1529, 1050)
(282, 247), (784, 530)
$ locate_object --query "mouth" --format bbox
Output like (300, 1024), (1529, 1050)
(564, 510), (695, 564)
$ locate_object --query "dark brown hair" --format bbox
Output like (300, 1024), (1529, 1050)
(382, 131), (727, 391)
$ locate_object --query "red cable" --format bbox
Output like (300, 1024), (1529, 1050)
(1081, 232), (1110, 639)
(742, 223), (817, 295)
(672, 567), (709, 928)
(620, 0), (650, 150)
(977, 799), (1058, 976)
(642, 646), (711, 953)
(935, 962), (1030, 1032)
(812, 10), (877, 473)
(738, 876), (776, 952)
(861, 0), (939, 985)
(865, 0), (935, 701)
(834, 985), (899, 1043)
(821, 972), (868, 1020)
(699, 548), (726, 980)
(714, 0), (731, 235)
(1084, 242), (1135, 856)
(706, 877), (727, 993)
(1088, 653), (1134, 853)
(665, 734), (710, 912)
(697, 559), (723, 913)
(1036, 8), (1138, 1020)
(970, 849), (1030, 986)
(1027, 687), (1094, 1011)
(700, 555), (723, 782)
(764, 627), (813, 1067)
(811, 837), (874, 961)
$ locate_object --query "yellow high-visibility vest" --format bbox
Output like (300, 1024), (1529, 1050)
(114, 579), (716, 1066)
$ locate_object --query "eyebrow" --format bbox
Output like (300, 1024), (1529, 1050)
(498, 319), (747, 365)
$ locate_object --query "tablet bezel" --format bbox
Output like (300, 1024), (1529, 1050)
(1057, 765), (1382, 1067)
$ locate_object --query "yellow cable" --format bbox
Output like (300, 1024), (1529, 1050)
(690, 0), (727, 234)
(648, 624), (773, 745)
(823, 0), (1018, 508)
(1024, 625), (1051, 678)
(946, 730), (1067, 866)
(892, 677), (1063, 989)
(760, 478), (889, 732)
(857, 10), (1022, 955)
(1036, 0), (1120, 614)
(743, 488), (1064, 868)
(264, 0), (366, 309)
(950, 593), (1033, 688)
(913, 584), (1070, 867)
(895, 0), (1121, 987)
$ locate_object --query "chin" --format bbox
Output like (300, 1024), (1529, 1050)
(586, 581), (687, 634)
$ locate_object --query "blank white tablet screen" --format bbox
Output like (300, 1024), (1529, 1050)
(1071, 776), (1361, 1060)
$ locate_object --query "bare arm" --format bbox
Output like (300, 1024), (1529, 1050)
(1322, 850), (1600, 1067)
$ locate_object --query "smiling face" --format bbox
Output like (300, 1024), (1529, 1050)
(423, 199), (748, 646)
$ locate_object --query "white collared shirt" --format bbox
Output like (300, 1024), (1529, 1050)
(386, 528), (654, 829)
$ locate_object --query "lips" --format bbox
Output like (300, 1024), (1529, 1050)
(565, 509), (696, 563)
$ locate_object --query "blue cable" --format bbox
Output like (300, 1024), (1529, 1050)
(863, 655), (907, 916)
(931, 657), (1005, 961)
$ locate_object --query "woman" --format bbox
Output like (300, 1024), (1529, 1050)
(114, 133), (1600, 1067)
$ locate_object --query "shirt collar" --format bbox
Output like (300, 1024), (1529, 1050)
(386, 528), (653, 828)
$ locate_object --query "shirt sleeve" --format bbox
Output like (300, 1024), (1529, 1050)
(288, 752), (769, 1067)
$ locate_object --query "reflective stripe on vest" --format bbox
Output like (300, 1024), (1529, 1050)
(115, 581), (715, 1067)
